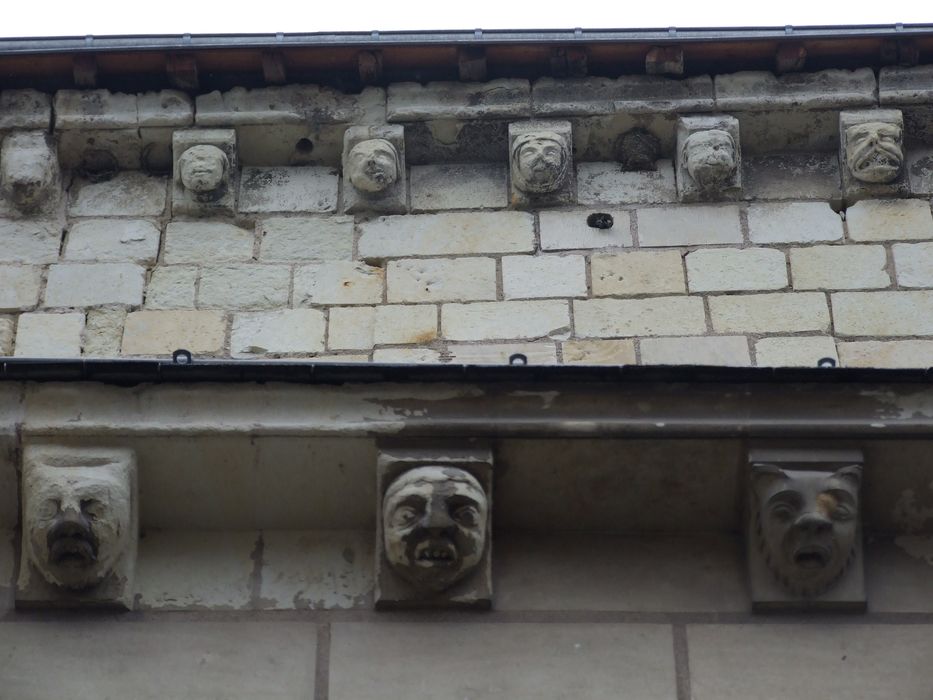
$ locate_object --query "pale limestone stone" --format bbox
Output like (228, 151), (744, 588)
(122, 310), (227, 355)
(0, 131), (60, 215)
(508, 120), (574, 207)
(838, 340), (933, 368)
(145, 266), (197, 309)
(387, 257), (497, 303)
(373, 347), (441, 362)
(0, 89), (52, 130)
(743, 154), (842, 202)
(84, 308), (127, 357)
(230, 309), (326, 356)
(686, 248), (787, 292)
(637, 204), (742, 246)
(69, 173), (167, 217)
(641, 336), (751, 366)
(64, 219), (160, 264)
(258, 216), (354, 262)
(442, 301), (571, 341)
(755, 336), (840, 367)
(573, 297), (706, 337)
(591, 251), (686, 296)
(0, 265), (41, 311)
(197, 84), (385, 126)
(57, 128), (141, 173)
(410, 163), (507, 212)
(846, 198), (933, 241)
(45, 263), (145, 308)
(893, 242), (933, 287)
(172, 129), (238, 217)
(576, 161), (677, 205)
(14, 313), (84, 357)
(295, 262), (384, 306)
(313, 354), (370, 363)
(502, 255), (587, 299)
(531, 74), (713, 115)
(359, 212), (534, 260)
(715, 68), (876, 110)
(238, 166), (338, 214)
(0, 220), (63, 264)
(833, 291), (933, 336)
(341, 124), (407, 215)
(374, 305), (437, 345)
(709, 293), (831, 333)
(906, 146), (933, 195)
(676, 115), (741, 201)
(54, 90), (138, 129)
(327, 306), (376, 351)
(561, 339), (636, 365)
(137, 90), (194, 127)
(539, 210), (633, 251)
(840, 109), (907, 200)
(747, 202), (844, 244)
(0, 316), (14, 355)
(387, 79), (531, 121)
(449, 342), (559, 365)
(163, 221), (255, 264)
(198, 265), (291, 310)
(879, 64), (933, 104)
(790, 245), (889, 290)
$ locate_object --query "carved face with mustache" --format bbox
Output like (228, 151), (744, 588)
(511, 131), (569, 194)
(24, 463), (132, 591)
(752, 464), (861, 597)
(383, 466), (488, 593)
(845, 121), (903, 184)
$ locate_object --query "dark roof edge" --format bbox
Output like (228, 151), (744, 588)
(1, 357), (930, 386)
(3, 23), (933, 54)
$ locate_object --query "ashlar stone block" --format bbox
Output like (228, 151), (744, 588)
(676, 115), (741, 202)
(508, 120), (574, 208)
(746, 448), (865, 611)
(295, 262), (384, 306)
(0, 89), (52, 131)
(376, 446), (493, 609)
(172, 128), (238, 217)
(69, 172), (167, 218)
(45, 263), (145, 308)
(122, 310), (227, 355)
(238, 166), (338, 214)
(0, 265), (42, 311)
(839, 109), (908, 202)
(14, 313), (84, 358)
(17, 445), (138, 609)
(341, 124), (406, 214)
(387, 79), (531, 121)
(64, 219), (160, 264)
(230, 309), (326, 356)
(0, 131), (61, 217)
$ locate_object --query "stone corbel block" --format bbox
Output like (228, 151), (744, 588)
(676, 115), (741, 202)
(341, 124), (406, 214)
(746, 448), (865, 612)
(0, 130), (61, 217)
(0, 90), (52, 132)
(17, 445), (138, 609)
(508, 120), (574, 208)
(54, 89), (142, 174)
(839, 109), (908, 202)
(376, 445), (493, 610)
(172, 128), (238, 216)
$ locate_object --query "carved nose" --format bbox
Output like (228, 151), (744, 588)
(423, 508), (455, 532)
(794, 512), (832, 534)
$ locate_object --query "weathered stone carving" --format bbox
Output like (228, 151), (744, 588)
(616, 128), (661, 171)
(676, 115), (741, 201)
(508, 120), (574, 207)
(0, 130), (60, 215)
(341, 124), (406, 214)
(839, 109), (908, 201)
(17, 445), (137, 608)
(746, 449), (865, 611)
(172, 128), (237, 216)
(376, 446), (492, 609)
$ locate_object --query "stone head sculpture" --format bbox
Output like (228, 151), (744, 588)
(178, 144), (229, 201)
(1, 131), (58, 213)
(845, 121), (903, 184)
(382, 466), (489, 594)
(22, 448), (135, 592)
(346, 138), (401, 194)
(510, 130), (570, 194)
(681, 129), (737, 193)
(750, 462), (862, 598)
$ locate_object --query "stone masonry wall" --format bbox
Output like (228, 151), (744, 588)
(1, 67), (933, 367)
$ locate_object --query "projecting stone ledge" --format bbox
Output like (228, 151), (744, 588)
(195, 85), (386, 126)
(531, 75), (714, 116)
(879, 65), (933, 105)
(714, 68), (877, 111)
(387, 79), (531, 121)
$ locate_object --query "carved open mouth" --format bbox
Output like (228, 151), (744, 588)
(793, 545), (830, 569)
(49, 536), (97, 567)
(414, 541), (457, 566)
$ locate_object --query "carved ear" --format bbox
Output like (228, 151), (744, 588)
(833, 464), (862, 489)
(750, 463), (788, 496)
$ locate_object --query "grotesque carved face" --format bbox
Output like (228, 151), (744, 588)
(24, 462), (132, 590)
(178, 144), (229, 197)
(752, 464), (861, 597)
(511, 131), (569, 194)
(682, 129), (737, 192)
(845, 121), (903, 184)
(347, 139), (400, 194)
(383, 466), (488, 593)
(1, 132), (57, 212)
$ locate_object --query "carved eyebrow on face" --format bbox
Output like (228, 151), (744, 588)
(765, 489), (803, 507)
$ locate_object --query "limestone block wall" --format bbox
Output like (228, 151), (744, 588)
(2, 68), (933, 367)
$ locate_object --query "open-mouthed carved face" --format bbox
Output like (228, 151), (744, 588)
(511, 131), (569, 194)
(347, 139), (400, 194)
(845, 121), (903, 184)
(1, 132), (56, 211)
(682, 129), (737, 192)
(383, 466), (488, 593)
(179, 144), (229, 196)
(24, 463), (132, 590)
(752, 464), (861, 597)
